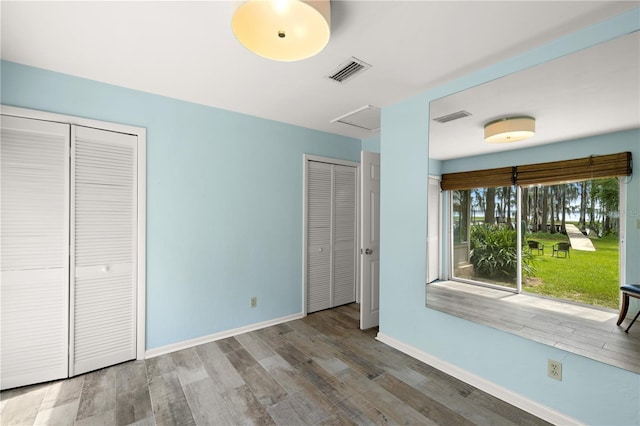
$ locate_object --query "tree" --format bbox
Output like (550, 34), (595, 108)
(541, 186), (549, 232)
(589, 182), (597, 231)
(532, 186), (540, 232)
(522, 187), (529, 230)
(560, 185), (567, 231)
(579, 180), (587, 230)
(485, 187), (496, 225)
(506, 186), (512, 227)
(563, 182), (580, 231)
(472, 188), (485, 224)
(549, 186), (556, 234)
(593, 178), (619, 236)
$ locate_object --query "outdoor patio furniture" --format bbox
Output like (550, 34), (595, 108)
(527, 240), (544, 255)
(552, 242), (571, 258)
(617, 284), (640, 333)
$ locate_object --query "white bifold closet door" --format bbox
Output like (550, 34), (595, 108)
(306, 161), (357, 313)
(1, 116), (70, 390)
(70, 126), (137, 376)
(1, 117), (137, 389)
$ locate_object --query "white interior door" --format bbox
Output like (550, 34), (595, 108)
(427, 177), (441, 283)
(70, 125), (137, 376)
(0, 115), (70, 390)
(360, 151), (380, 329)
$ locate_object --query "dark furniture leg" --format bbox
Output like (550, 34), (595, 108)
(617, 292), (629, 326)
(618, 285), (640, 332)
(625, 309), (640, 333)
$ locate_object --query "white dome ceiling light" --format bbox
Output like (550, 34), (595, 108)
(484, 116), (536, 143)
(232, 0), (331, 62)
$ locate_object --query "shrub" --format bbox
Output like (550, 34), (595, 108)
(470, 224), (533, 280)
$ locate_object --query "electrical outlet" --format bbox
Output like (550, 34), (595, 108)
(547, 359), (562, 381)
(250, 296), (257, 308)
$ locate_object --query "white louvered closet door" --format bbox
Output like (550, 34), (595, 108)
(307, 161), (332, 313)
(70, 126), (137, 376)
(332, 165), (357, 306)
(306, 161), (357, 314)
(0, 116), (70, 390)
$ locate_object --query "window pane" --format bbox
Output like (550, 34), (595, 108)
(452, 186), (518, 289)
(521, 179), (620, 309)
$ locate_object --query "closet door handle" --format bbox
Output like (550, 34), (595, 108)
(101, 265), (110, 273)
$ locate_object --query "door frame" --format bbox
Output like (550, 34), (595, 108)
(427, 175), (442, 283)
(618, 177), (627, 298)
(1, 105), (147, 361)
(302, 154), (360, 316)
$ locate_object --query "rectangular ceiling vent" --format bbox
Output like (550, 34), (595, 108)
(331, 105), (380, 132)
(328, 57), (371, 83)
(433, 110), (472, 123)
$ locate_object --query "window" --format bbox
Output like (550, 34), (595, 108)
(451, 186), (518, 290)
(442, 152), (630, 308)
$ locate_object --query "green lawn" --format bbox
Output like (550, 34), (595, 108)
(523, 234), (619, 309)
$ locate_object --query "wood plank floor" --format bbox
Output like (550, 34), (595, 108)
(427, 281), (640, 373)
(1, 303), (551, 425)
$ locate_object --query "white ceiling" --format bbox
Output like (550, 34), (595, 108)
(429, 31), (640, 160)
(1, 1), (638, 147)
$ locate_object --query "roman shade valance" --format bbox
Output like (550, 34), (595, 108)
(440, 166), (515, 191)
(440, 152), (632, 190)
(515, 152), (632, 186)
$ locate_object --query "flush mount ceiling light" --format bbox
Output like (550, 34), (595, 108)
(484, 116), (536, 143)
(232, 0), (331, 62)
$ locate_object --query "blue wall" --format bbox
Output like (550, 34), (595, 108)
(380, 9), (640, 426)
(0, 61), (361, 349)
(428, 158), (442, 176)
(362, 134), (381, 153)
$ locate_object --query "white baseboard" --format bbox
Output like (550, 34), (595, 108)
(145, 312), (305, 359)
(376, 332), (583, 426)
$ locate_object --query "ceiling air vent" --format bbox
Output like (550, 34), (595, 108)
(328, 57), (371, 83)
(331, 105), (380, 132)
(433, 110), (472, 123)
